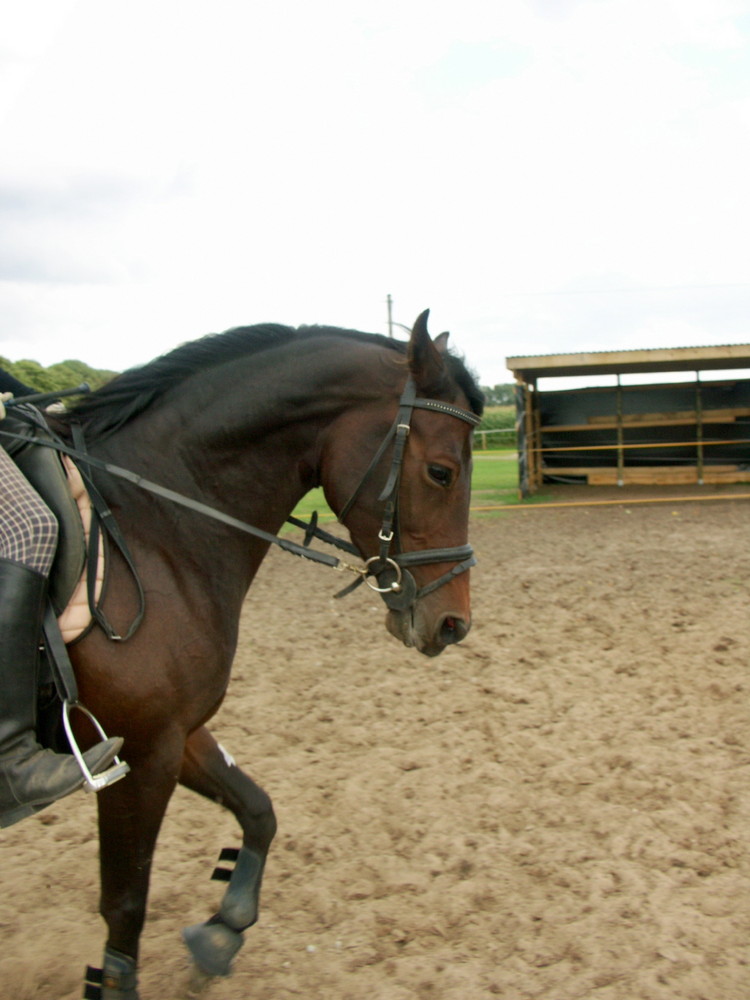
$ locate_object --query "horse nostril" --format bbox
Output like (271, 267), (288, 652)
(439, 615), (469, 645)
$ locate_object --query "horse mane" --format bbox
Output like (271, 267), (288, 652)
(58, 323), (483, 441)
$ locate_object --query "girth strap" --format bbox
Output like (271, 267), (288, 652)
(70, 421), (145, 642)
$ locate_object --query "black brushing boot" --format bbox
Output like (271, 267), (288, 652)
(0, 558), (122, 827)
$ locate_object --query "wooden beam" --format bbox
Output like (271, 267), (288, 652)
(532, 438), (750, 453)
(544, 465), (750, 486)
(586, 406), (750, 426)
(506, 344), (750, 379)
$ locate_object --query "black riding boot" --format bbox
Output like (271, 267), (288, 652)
(0, 558), (123, 828)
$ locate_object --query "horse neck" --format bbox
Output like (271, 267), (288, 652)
(98, 338), (389, 538)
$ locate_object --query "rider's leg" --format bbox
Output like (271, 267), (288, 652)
(0, 447), (122, 827)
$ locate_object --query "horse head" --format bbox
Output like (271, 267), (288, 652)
(322, 310), (482, 657)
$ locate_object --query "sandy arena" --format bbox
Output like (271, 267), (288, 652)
(1, 491), (748, 999)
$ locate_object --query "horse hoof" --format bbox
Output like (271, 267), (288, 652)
(185, 963), (213, 998)
(182, 920), (244, 977)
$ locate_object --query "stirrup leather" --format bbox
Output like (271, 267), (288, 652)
(62, 700), (130, 793)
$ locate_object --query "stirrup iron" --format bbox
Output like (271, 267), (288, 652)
(62, 700), (130, 792)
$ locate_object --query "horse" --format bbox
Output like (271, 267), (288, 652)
(40, 309), (483, 998)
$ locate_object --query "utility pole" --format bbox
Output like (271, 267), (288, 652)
(386, 294), (393, 337)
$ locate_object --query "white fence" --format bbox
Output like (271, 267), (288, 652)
(475, 427), (516, 450)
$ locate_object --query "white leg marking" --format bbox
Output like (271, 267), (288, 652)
(218, 743), (236, 769)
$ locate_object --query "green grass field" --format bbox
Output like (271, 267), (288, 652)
(470, 449), (520, 508)
(289, 449), (528, 525)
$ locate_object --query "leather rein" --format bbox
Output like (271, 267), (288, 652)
(1, 377), (480, 634)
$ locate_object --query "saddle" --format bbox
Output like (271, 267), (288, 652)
(3, 409), (102, 640)
(2, 410), (128, 791)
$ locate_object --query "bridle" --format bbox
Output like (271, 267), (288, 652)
(333, 376), (481, 612)
(0, 377), (481, 637)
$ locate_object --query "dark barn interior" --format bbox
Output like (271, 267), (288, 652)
(506, 344), (750, 495)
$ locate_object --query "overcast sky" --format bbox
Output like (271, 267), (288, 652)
(2, 0), (749, 388)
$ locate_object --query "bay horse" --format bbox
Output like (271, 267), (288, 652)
(44, 310), (483, 998)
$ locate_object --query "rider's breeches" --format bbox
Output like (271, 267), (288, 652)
(0, 445), (58, 575)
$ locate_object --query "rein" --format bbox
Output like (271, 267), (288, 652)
(0, 378), (480, 635)
(0, 421), (362, 573)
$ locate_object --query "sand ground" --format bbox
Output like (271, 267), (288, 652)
(1, 491), (748, 999)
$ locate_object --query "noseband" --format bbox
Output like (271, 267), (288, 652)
(336, 377), (481, 612)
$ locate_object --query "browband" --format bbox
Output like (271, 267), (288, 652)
(411, 397), (482, 426)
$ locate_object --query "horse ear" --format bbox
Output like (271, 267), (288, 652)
(434, 331), (450, 353)
(408, 309), (449, 395)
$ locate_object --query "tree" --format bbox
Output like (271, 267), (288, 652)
(481, 383), (515, 406)
(0, 356), (118, 395)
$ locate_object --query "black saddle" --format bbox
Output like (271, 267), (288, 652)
(1, 411), (130, 790)
(2, 408), (87, 616)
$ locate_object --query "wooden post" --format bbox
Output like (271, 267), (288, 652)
(516, 378), (530, 497)
(695, 372), (704, 485)
(616, 374), (624, 487)
(526, 380), (537, 492)
(531, 382), (542, 491)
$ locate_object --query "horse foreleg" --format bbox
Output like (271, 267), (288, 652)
(91, 734), (184, 1000)
(178, 726), (277, 977)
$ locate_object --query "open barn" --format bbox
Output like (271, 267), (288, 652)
(506, 344), (750, 496)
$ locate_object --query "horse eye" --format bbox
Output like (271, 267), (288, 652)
(428, 464), (452, 487)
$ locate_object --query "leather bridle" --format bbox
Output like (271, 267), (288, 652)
(333, 376), (481, 612)
(0, 377), (481, 635)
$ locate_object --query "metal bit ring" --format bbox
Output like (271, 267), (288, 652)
(363, 556), (403, 593)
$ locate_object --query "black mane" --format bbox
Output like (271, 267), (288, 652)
(59, 323), (483, 440)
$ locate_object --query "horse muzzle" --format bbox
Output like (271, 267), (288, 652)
(369, 555), (473, 657)
(385, 604), (471, 657)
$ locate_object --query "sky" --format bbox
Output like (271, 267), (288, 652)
(2, 0), (750, 389)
